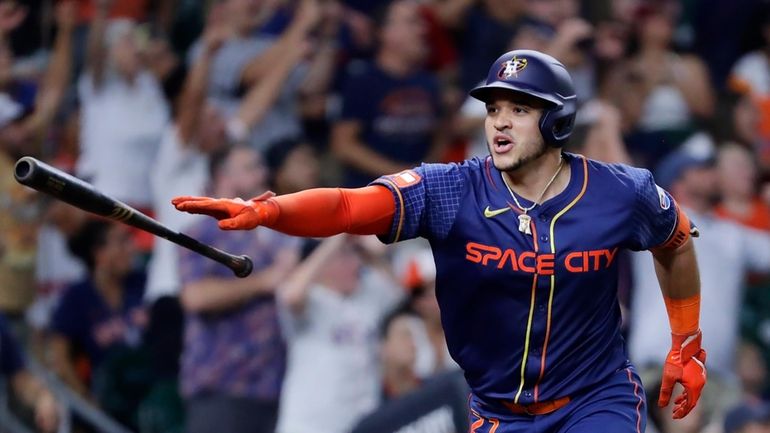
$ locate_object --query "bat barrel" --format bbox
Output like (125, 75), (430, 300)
(14, 156), (254, 278)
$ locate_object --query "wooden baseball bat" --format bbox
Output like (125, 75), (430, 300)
(14, 156), (253, 278)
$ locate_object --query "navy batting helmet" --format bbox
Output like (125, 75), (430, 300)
(469, 49), (577, 147)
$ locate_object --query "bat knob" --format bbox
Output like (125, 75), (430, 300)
(233, 255), (254, 278)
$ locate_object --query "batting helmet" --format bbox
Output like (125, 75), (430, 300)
(469, 49), (577, 147)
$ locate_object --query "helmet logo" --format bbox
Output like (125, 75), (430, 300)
(498, 56), (528, 79)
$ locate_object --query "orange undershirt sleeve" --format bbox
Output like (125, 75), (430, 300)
(261, 185), (396, 237)
(663, 294), (700, 335)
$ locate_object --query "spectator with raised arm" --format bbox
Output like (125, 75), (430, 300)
(331, 0), (447, 186)
(0, 0), (75, 326)
(75, 0), (169, 217)
(276, 234), (402, 433)
(178, 144), (300, 433)
(187, 0), (323, 151)
(146, 3), (309, 301)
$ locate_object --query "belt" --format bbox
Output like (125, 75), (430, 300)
(500, 396), (571, 416)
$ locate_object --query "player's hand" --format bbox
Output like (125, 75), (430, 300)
(172, 191), (275, 230)
(658, 329), (707, 419)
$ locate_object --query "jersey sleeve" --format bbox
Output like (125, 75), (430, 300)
(370, 163), (464, 243)
(628, 168), (682, 251)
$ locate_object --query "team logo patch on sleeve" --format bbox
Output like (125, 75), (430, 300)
(656, 185), (671, 210)
(390, 170), (422, 188)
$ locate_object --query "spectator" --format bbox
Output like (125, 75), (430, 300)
(715, 143), (770, 231)
(728, 8), (770, 171)
(276, 234), (402, 433)
(75, 0), (169, 214)
(379, 305), (423, 401)
(146, 3), (308, 301)
(265, 138), (321, 195)
(331, 0), (447, 186)
(187, 0), (326, 151)
(628, 148), (770, 428)
(48, 219), (147, 398)
(0, 0), (75, 325)
(735, 341), (768, 405)
(178, 144), (299, 433)
(604, 1), (714, 167)
(0, 312), (59, 433)
(400, 247), (457, 378)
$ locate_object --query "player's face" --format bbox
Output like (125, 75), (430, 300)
(484, 91), (548, 172)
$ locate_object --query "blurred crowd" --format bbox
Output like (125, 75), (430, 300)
(1, 0), (770, 432)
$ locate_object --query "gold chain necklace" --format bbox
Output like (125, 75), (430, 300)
(501, 155), (564, 235)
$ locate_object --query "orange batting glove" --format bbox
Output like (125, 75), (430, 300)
(172, 191), (276, 230)
(658, 329), (707, 419)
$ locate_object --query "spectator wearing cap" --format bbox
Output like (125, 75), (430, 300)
(627, 147), (770, 429)
(724, 403), (770, 433)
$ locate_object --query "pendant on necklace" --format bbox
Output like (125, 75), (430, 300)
(518, 213), (532, 235)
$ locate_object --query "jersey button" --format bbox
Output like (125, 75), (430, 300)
(539, 214), (549, 222)
(540, 234), (549, 243)
(532, 348), (541, 356)
(523, 391), (533, 398)
(538, 304), (546, 312)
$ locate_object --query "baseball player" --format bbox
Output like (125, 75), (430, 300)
(173, 49), (706, 432)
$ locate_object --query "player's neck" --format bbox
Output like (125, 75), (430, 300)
(503, 151), (570, 203)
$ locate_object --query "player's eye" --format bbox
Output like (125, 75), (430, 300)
(486, 105), (498, 114)
(513, 106), (529, 114)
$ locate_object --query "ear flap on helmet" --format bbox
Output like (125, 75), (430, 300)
(539, 97), (577, 147)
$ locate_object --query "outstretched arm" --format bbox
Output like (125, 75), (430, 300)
(173, 185), (396, 236)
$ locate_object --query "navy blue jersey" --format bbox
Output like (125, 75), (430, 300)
(372, 153), (679, 405)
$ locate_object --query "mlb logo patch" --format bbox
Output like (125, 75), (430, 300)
(392, 170), (422, 188)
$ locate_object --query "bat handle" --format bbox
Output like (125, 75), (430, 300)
(231, 255), (254, 278)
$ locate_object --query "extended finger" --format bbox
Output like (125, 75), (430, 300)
(658, 378), (675, 407)
(171, 196), (214, 206)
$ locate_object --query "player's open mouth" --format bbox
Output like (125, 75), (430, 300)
(493, 134), (514, 154)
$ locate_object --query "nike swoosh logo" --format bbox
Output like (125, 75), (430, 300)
(484, 206), (511, 218)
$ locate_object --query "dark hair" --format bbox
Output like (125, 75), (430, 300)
(207, 143), (253, 180)
(379, 301), (419, 340)
(67, 219), (112, 272)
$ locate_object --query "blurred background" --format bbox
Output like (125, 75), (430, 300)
(0, 0), (769, 432)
